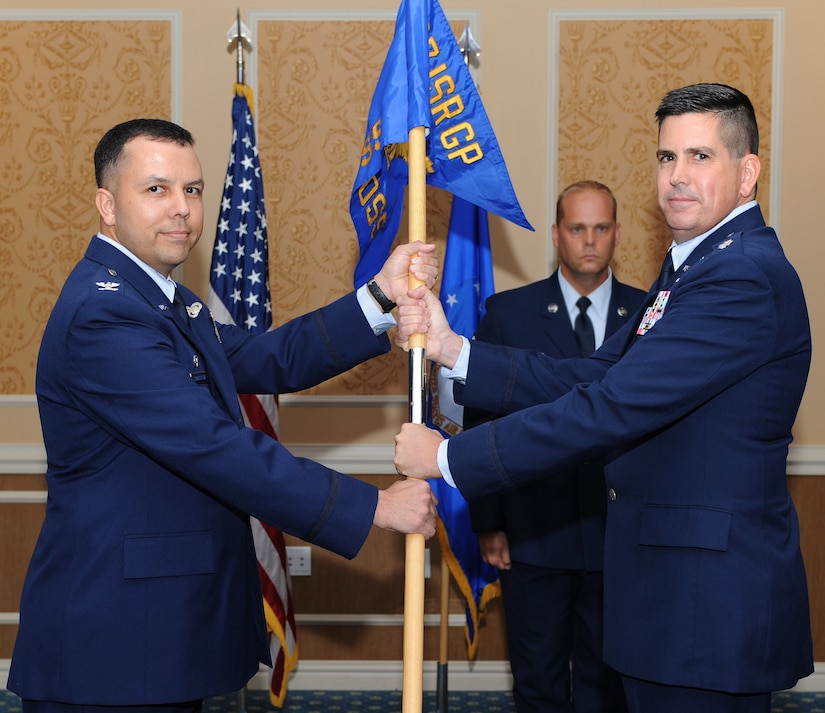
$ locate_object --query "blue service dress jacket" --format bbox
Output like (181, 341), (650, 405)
(466, 273), (646, 570)
(449, 206), (814, 693)
(9, 237), (389, 704)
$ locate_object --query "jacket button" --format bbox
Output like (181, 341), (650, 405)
(608, 488), (617, 501)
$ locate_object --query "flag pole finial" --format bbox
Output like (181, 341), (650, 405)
(458, 21), (481, 69)
(226, 10), (253, 84)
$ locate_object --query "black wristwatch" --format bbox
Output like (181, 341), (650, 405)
(367, 278), (397, 313)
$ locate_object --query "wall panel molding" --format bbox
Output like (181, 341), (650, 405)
(3, 442), (824, 485)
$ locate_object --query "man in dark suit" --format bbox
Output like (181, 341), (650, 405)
(467, 181), (644, 712)
(8, 119), (439, 711)
(394, 84), (813, 712)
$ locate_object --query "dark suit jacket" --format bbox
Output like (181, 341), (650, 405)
(9, 237), (389, 704)
(449, 206), (814, 693)
(466, 273), (645, 570)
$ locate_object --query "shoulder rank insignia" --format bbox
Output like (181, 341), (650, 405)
(96, 281), (120, 291)
(717, 239), (734, 250)
(186, 302), (203, 319)
(209, 310), (222, 344)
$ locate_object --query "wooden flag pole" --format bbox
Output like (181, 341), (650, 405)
(437, 555), (451, 713)
(402, 124), (428, 713)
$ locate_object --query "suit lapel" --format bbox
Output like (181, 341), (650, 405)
(84, 239), (242, 420)
(540, 273), (580, 357)
(605, 277), (635, 336)
(621, 205), (767, 354)
(663, 205), (767, 292)
(85, 238), (175, 319)
(175, 284), (244, 420)
(541, 273), (637, 356)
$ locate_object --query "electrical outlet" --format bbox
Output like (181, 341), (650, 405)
(286, 545), (312, 576)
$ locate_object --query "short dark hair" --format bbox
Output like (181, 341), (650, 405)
(556, 180), (617, 225)
(94, 118), (195, 188)
(655, 83), (759, 159)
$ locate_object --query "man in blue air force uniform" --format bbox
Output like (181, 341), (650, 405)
(9, 119), (439, 711)
(467, 181), (644, 712)
(393, 84), (813, 713)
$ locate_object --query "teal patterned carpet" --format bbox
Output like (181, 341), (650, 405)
(2, 689), (824, 712)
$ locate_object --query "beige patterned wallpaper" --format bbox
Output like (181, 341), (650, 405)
(555, 17), (773, 289)
(0, 15), (774, 397)
(0, 19), (172, 394)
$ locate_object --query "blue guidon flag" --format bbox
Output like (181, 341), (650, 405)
(427, 195), (501, 658)
(350, 0), (532, 288)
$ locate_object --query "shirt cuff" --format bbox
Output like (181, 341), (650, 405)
(356, 283), (397, 335)
(438, 438), (457, 488)
(439, 336), (470, 382)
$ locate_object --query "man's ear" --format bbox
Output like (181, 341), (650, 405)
(740, 153), (761, 199)
(95, 188), (116, 227)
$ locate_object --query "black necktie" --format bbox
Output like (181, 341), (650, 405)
(656, 250), (674, 291)
(574, 296), (595, 357)
(173, 289), (189, 325)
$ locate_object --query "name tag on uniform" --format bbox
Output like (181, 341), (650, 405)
(636, 290), (671, 336)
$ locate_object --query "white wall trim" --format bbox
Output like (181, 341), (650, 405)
(787, 445), (825, 475)
(0, 443), (399, 482)
(253, 659), (513, 692)
(2, 659), (825, 693)
(0, 444), (48, 476)
(2, 442), (824, 481)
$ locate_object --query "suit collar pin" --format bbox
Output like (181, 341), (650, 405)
(617, 306), (627, 316)
(547, 303), (559, 313)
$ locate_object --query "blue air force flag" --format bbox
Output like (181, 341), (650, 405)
(427, 195), (501, 657)
(350, 0), (533, 287)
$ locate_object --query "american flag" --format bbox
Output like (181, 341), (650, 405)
(207, 83), (298, 708)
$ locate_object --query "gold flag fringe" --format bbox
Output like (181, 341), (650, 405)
(435, 517), (502, 660)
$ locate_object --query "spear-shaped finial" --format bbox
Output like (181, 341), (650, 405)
(226, 9), (253, 84)
(458, 21), (480, 68)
